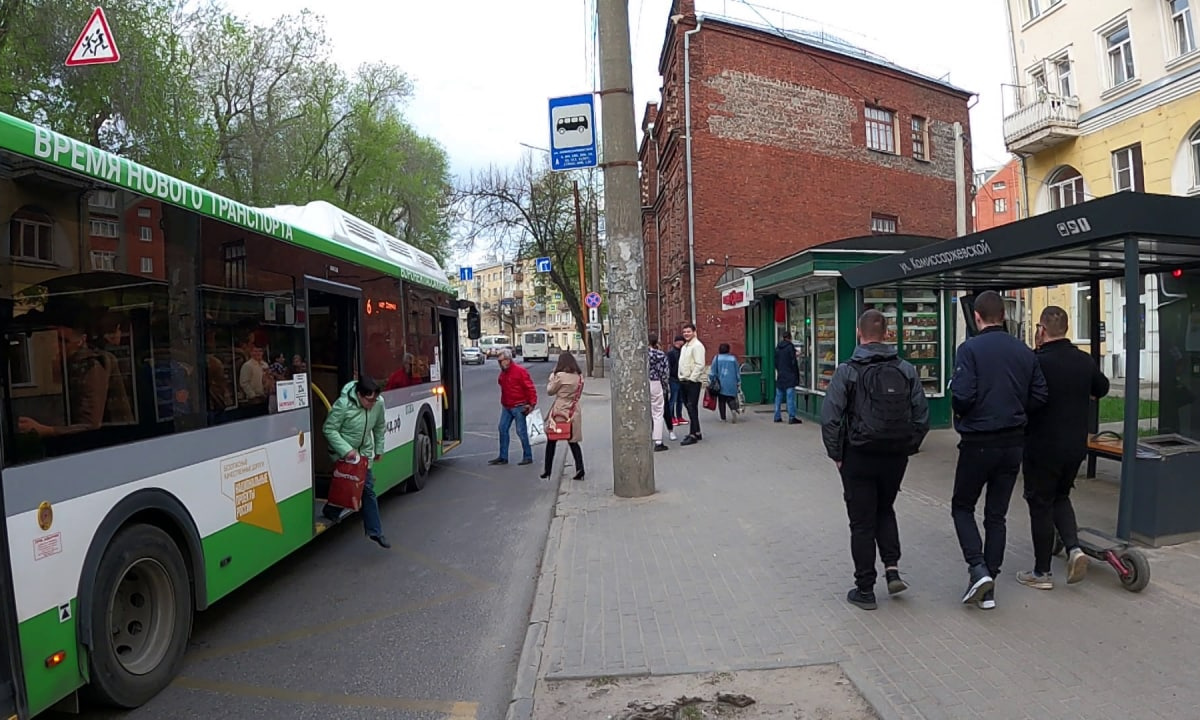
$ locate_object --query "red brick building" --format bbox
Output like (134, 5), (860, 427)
(972, 158), (1021, 231)
(639, 0), (973, 359)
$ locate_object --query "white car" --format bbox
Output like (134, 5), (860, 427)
(461, 346), (485, 365)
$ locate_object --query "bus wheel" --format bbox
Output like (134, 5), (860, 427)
(409, 418), (434, 492)
(88, 524), (192, 708)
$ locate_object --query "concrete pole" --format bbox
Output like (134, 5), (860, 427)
(591, 189), (605, 378)
(954, 121), (967, 237)
(597, 0), (654, 497)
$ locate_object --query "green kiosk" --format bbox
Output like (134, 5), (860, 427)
(733, 235), (955, 428)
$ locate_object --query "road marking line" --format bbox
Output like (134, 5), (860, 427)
(173, 675), (478, 714)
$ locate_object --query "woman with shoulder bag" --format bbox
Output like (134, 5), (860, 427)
(321, 376), (390, 548)
(540, 352), (586, 480)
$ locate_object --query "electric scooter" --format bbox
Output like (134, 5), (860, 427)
(1053, 527), (1150, 593)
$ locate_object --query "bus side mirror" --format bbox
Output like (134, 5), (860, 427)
(467, 307), (481, 340)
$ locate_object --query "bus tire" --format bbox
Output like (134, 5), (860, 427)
(86, 524), (193, 709)
(409, 415), (434, 492)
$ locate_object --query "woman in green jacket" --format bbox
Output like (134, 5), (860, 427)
(322, 377), (390, 548)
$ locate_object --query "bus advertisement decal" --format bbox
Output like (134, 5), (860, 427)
(220, 450), (283, 534)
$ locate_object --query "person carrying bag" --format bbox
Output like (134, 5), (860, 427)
(321, 377), (390, 549)
(540, 353), (586, 481)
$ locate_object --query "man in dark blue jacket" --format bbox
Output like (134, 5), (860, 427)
(951, 291), (1048, 610)
(774, 332), (802, 424)
(1017, 305), (1109, 590)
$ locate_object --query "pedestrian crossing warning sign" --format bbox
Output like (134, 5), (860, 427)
(65, 7), (121, 67)
(58, 603), (71, 623)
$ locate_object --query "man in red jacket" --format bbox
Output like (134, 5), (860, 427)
(490, 349), (538, 466)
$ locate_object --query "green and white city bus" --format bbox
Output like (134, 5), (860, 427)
(0, 111), (481, 718)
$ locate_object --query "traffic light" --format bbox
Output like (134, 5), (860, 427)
(466, 305), (481, 339)
(1161, 268), (1189, 299)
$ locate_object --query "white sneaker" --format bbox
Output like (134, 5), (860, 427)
(1066, 547), (1089, 584)
(669, 432), (677, 441)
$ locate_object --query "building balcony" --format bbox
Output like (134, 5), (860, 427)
(1003, 94), (1081, 154)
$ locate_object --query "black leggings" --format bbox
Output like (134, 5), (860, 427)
(544, 440), (584, 476)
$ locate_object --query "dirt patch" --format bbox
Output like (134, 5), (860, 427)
(533, 665), (879, 720)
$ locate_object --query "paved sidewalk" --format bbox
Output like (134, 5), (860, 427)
(521, 378), (1200, 720)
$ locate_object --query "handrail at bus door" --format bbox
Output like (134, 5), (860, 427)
(310, 383), (332, 413)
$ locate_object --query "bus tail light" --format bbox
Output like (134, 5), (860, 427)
(45, 650), (66, 668)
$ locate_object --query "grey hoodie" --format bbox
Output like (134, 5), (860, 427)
(819, 342), (930, 462)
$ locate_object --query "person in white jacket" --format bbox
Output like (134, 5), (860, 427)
(677, 323), (707, 445)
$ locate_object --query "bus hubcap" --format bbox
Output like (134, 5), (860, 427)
(110, 558), (175, 675)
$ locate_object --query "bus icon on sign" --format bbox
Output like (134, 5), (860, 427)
(556, 116), (589, 133)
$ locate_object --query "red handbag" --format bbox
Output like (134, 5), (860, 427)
(546, 377), (584, 441)
(328, 455), (367, 511)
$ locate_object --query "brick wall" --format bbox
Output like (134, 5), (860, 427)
(640, 6), (972, 362)
(973, 158), (1021, 230)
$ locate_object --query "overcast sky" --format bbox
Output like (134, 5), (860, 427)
(238, 0), (1013, 261)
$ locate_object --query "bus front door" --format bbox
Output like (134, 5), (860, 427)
(438, 312), (461, 445)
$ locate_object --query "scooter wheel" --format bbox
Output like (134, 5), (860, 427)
(1118, 550), (1151, 593)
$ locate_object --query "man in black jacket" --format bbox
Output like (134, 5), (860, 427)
(774, 332), (802, 424)
(1017, 305), (1110, 590)
(950, 291), (1048, 610)
(821, 309), (929, 610)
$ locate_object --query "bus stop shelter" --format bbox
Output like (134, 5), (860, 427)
(841, 191), (1200, 546)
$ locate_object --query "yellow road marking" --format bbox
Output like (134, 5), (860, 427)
(173, 675), (478, 715)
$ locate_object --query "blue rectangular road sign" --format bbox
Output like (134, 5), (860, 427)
(535, 257), (552, 273)
(459, 267), (473, 281)
(548, 93), (597, 172)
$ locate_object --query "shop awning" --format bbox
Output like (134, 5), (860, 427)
(841, 192), (1200, 291)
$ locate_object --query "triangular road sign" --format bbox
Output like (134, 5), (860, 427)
(65, 7), (120, 67)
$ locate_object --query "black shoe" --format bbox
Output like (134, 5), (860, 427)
(539, 471), (551, 479)
(369, 534), (391, 549)
(789, 417), (803, 425)
(980, 588), (996, 610)
(573, 470), (585, 480)
(518, 458), (533, 466)
(886, 569), (908, 595)
(680, 435), (698, 446)
(654, 443), (669, 452)
(774, 418), (783, 423)
(488, 458), (508, 465)
(962, 564), (994, 605)
(847, 588), (877, 610)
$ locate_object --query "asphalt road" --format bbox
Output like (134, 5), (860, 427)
(55, 354), (563, 720)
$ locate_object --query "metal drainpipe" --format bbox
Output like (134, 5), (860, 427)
(651, 125), (663, 333)
(683, 17), (704, 323)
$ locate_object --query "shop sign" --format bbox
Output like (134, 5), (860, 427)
(720, 276), (754, 311)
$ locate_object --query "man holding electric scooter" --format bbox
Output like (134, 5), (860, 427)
(1017, 305), (1110, 590)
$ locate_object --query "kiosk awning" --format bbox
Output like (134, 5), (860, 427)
(842, 193), (1200, 291)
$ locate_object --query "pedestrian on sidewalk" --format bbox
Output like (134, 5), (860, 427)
(648, 334), (671, 452)
(667, 334), (684, 435)
(540, 352), (586, 480)
(774, 332), (802, 424)
(1017, 305), (1110, 590)
(950, 291), (1048, 609)
(489, 349), (538, 466)
(821, 309), (929, 610)
(677, 323), (707, 445)
(322, 376), (390, 548)
(708, 343), (742, 422)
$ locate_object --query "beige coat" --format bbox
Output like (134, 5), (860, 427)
(544, 371), (584, 443)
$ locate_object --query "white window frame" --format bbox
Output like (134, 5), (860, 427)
(1026, 0), (1063, 23)
(12, 218), (52, 262)
(994, 181), (1007, 191)
(1170, 0), (1197, 57)
(90, 218), (119, 238)
(911, 116), (928, 160)
(1113, 146), (1137, 192)
(140, 257), (154, 274)
(90, 250), (117, 271)
(1102, 20), (1136, 89)
(90, 190), (117, 209)
(137, 207), (152, 218)
(1189, 126), (1200, 189)
(8, 335), (35, 387)
(1028, 65), (1049, 102)
(140, 226), (153, 242)
(994, 198), (1008, 213)
(1052, 53), (1074, 97)
(870, 214), (898, 234)
(1075, 283), (1092, 342)
(1049, 168), (1086, 208)
(865, 107), (897, 154)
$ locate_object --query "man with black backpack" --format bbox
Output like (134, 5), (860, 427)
(821, 309), (930, 610)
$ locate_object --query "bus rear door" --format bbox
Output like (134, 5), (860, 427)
(0, 498), (26, 719)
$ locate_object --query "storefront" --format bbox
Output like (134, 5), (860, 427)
(738, 235), (954, 427)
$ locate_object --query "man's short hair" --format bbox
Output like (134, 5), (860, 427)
(974, 290), (1005, 324)
(782, 331), (792, 340)
(857, 309), (887, 341)
(1040, 305), (1069, 337)
(682, 322), (696, 331)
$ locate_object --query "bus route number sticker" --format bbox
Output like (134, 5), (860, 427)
(34, 533), (62, 561)
(220, 449), (283, 533)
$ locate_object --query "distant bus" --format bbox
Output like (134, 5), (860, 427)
(0, 111), (475, 718)
(521, 331), (550, 362)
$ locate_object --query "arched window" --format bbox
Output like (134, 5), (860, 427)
(1188, 126), (1200, 189)
(1047, 166), (1085, 209)
(8, 205), (53, 262)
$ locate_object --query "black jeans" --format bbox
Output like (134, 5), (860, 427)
(680, 380), (702, 437)
(1023, 455), (1083, 575)
(717, 394), (738, 420)
(840, 451), (908, 591)
(544, 440), (584, 476)
(951, 443), (1023, 576)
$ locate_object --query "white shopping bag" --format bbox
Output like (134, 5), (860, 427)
(526, 411), (547, 446)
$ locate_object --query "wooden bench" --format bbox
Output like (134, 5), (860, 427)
(1086, 432), (1123, 478)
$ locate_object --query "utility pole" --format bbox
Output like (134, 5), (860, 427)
(572, 180), (590, 368)
(597, 0), (654, 497)
(590, 186), (605, 378)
